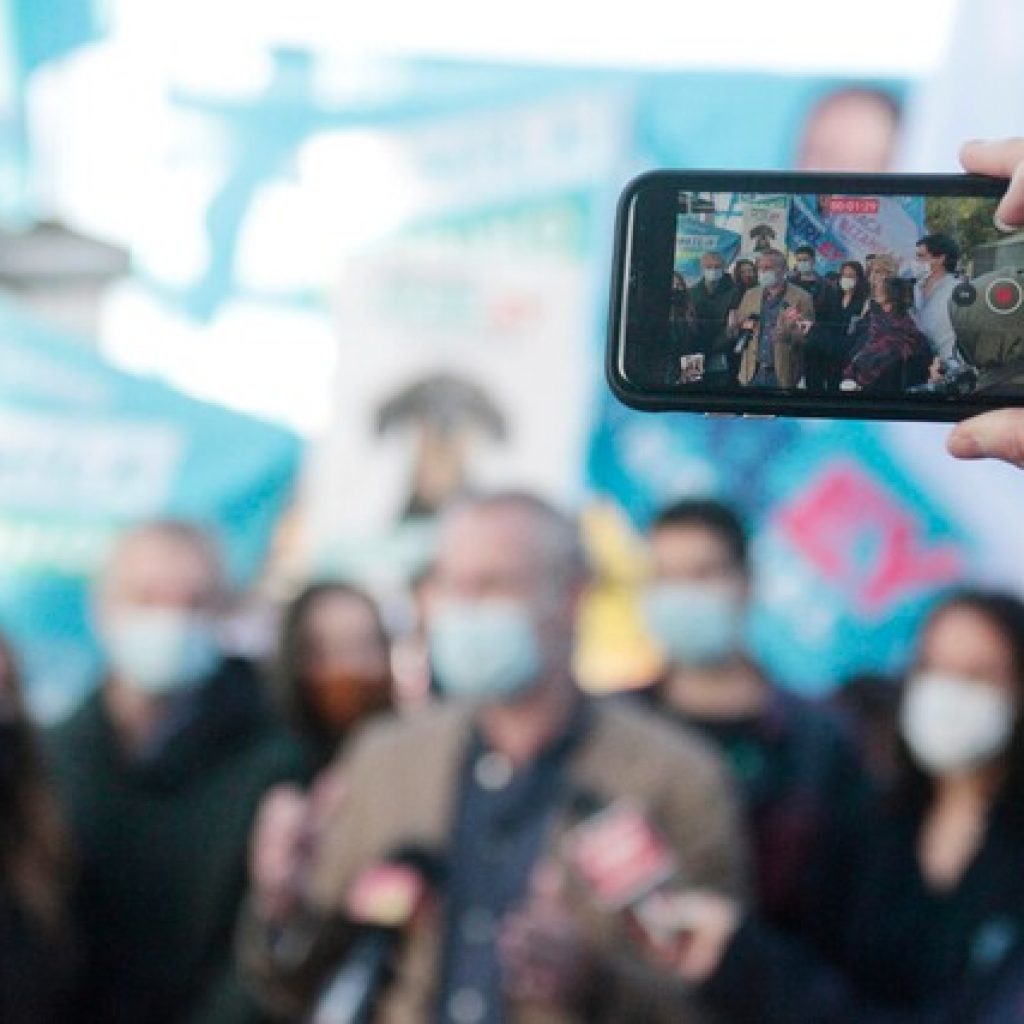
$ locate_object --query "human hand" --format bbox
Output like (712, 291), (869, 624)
(628, 891), (740, 985)
(499, 862), (594, 1009)
(960, 138), (1024, 231)
(946, 139), (1024, 468)
(249, 783), (312, 922)
(948, 410), (1024, 468)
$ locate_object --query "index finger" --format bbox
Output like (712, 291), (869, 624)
(959, 138), (1024, 229)
(960, 138), (1024, 177)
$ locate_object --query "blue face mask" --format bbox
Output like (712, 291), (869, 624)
(641, 583), (744, 667)
(103, 608), (220, 695)
(429, 600), (542, 701)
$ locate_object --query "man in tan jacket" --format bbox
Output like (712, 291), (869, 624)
(731, 249), (816, 388)
(238, 492), (747, 1023)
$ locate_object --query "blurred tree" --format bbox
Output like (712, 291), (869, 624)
(925, 196), (998, 264)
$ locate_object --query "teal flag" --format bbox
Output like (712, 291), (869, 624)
(0, 301), (302, 718)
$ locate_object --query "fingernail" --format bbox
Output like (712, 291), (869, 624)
(994, 212), (1022, 234)
(948, 430), (982, 458)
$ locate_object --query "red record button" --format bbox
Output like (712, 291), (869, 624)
(986, 278), (1023, 314)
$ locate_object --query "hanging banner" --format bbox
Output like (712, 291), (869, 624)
(786, 194), (926, 272)
(740, 194), (791, 257)
(674, 217), (742, 284)
(0, 301), (302, 719)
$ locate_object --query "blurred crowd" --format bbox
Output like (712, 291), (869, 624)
(3, 481), (1024, 1023)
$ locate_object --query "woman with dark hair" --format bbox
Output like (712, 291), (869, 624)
(275, 581), (394, 770)
(637, 589), (1024, 1023)
(0, 631), (76, 1022)
(842, 275), (933, 392)
(731, 258), (757, 300)
(805, 260), (870, 390)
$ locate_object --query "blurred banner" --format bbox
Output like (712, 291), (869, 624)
(789, 194), (925, 273)
(3, 4), (1023, 700)
(0, 301), (301, 718)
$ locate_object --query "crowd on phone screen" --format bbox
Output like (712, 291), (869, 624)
(3, 487), (1024, 1023)
(668, 231), (979, 396)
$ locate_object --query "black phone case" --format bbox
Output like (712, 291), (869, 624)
(606, 169), (1015, 422)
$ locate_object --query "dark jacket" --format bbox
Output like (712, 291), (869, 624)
(691, 275), (740, 357)
(47, 658), (310, 1024)
(639, 685), (868, 937)
(238, 698), (748, 1024)
(845, 308), (932, 391)
(0, 890), (77, 1024)
(698, 796), (1024, 1023)
(810, 286), (868, 359)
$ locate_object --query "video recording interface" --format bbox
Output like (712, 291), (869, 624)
(663, 190), (1024, 398)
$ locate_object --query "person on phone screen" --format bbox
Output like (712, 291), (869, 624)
(912, 233), (963, 391)
(731, 258), (757, 300)
(842, 277), (933, 393)
(787, 245), (827, 302)
(690, 252), (739, 385)
(730, 249), (815, 388)
(805, 260), (870, 391)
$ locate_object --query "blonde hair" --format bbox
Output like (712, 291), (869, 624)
(870, 253), (900, 277)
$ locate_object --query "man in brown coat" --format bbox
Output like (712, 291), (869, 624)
(238, 492), (747, 1023)
(731, 249), (816, 388)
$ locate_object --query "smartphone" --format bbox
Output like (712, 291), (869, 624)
(607, 171), (1024, 421)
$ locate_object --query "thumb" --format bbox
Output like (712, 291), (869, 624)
(947, 409), (1024, 468)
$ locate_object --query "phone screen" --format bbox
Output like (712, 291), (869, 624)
(610, 172), (1024, 420)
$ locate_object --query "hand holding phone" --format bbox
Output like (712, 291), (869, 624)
(608, 170), (1021, 421)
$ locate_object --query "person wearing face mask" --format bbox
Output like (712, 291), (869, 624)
(912, 233), (960, 364)
(0, 631), (76, 1024)
(804, 259), (871, 391)
(731, 258), (758, 299)
(637, 498), (867, 938)
(239, 491), (747, 1024)
(842, 276), (933, 392)
(639, 589), (1024, 1024)
(689, 252), (739, 386)
(273, 581), (394, 771)
(731, 248), (816, 387)
(787, 245), (826, 302)
(46, 520), (307, 1024)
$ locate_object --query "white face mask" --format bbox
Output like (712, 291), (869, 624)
(758, 269), (779, 289)
(429, 599), (543, 702)
(796, 259), (813, 274)
(703, 267), (724, 286)
(899, 671), (1016, 776)
(839, 276), (857, 292)
(103, 608), (220, 695)
(912, 258), (933, 280)
(642, 582), (745, 667)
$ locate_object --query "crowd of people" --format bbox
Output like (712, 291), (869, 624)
(669, 229), (979, 396)
(0, 486), (1019, 1023)
(0, 144), (1020, 1024)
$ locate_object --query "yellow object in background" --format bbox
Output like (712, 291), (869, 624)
(575, 501), (665, 693)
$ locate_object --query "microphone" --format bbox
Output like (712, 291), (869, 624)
(307, 846), (443, 1024)
(733, 314), (760, 355)
(561, 793), (706, 954)
(562, 795), (679, 914)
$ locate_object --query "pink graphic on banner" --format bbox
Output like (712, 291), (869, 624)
(776, 462), (963, 618)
